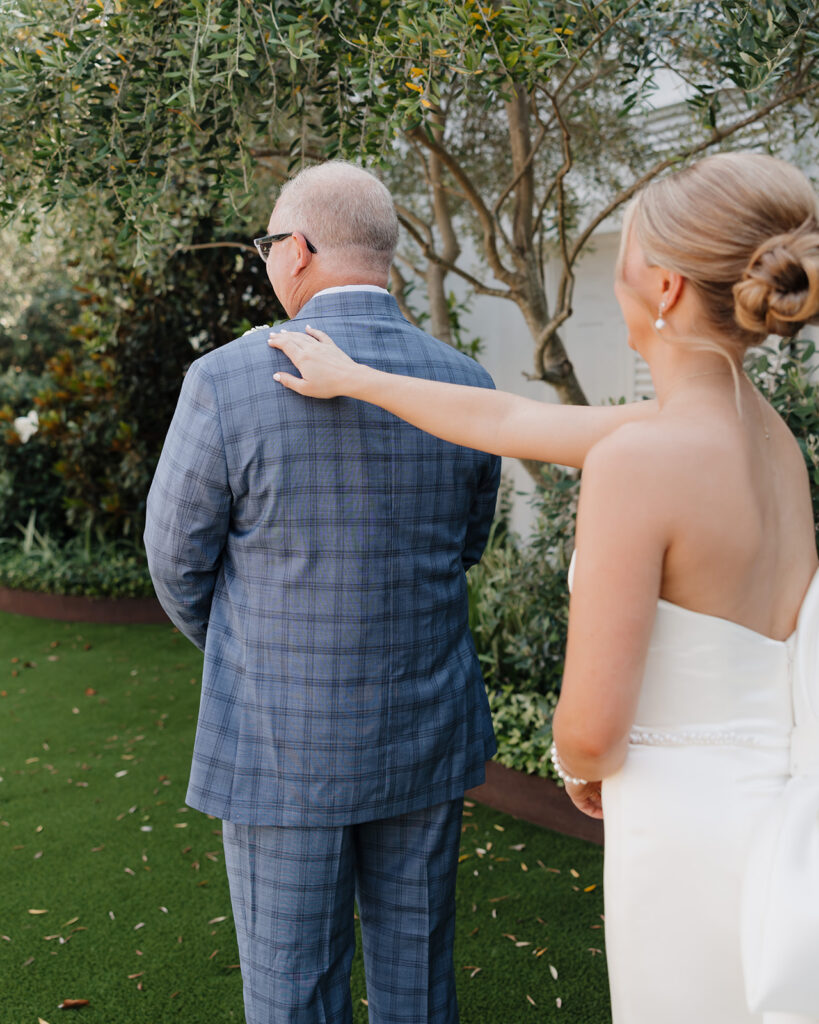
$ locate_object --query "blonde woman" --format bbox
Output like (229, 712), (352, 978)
(268, 152), (819, 1023)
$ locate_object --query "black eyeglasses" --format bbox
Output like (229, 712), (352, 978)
(253, 232), (318, 262)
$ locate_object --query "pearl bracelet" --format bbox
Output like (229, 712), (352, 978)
(550, 742), (588, 786)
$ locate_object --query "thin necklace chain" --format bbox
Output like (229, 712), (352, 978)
(661, 369), (732, 401)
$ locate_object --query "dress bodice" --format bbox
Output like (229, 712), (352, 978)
(566, 552), (819, 749)
(634, 598), (794, 740)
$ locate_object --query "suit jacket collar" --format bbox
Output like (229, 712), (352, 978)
(292, 289), (405, 324)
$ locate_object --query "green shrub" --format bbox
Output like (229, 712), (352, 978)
(0, 519), (153, 598)
(469, 465), (578, 700)
(0, 367), (70, 540)
(1, 226), (284, 543)
(487, 686), (558, 779)
(748, 338), (819, 550)
(468, 468), (578, 781)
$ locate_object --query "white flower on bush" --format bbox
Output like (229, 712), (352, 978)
(13, 410), (39, 444)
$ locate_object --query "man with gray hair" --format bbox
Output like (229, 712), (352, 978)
(145, 161), (500, 1024)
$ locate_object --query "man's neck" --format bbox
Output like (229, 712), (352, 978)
(287, 278), (389, 316)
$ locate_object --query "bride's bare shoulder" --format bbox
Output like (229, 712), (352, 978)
(580, 415), (725, 516)
(584, 416), (689, 473)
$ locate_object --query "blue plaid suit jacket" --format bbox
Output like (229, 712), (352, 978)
(145, 290), (500, 826)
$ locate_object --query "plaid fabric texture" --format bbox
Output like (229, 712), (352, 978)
(221, 799), (463, 1024)
(145, 291), (500, 826)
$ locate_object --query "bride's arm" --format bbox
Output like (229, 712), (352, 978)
(551, 423), (670, 787)
(269, 326), (656, 469)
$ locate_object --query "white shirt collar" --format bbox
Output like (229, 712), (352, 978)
(311, 285), (390, 298)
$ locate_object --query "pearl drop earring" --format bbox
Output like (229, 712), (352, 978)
(654, 302), (667, 330)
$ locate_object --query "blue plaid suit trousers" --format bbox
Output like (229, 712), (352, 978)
(222, 799), (463, 1024)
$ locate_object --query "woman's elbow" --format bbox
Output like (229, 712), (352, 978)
(553, 710), (630, 778)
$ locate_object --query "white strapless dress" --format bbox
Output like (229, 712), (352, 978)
(568, 554), (819, 1024)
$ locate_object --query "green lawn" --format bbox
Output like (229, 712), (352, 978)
(0, 612), (609, 1023)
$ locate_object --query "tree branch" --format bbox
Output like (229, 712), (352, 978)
(407, 125), (520, 288)
(171, 241), (257, 256)
(389, 263), (421, 326)
(396, 211), (514, 300)
(492, 99), (551, 222)
(554, 0), (645, 101)
(394, 202), (433, 245)
(534, 89), (574, 377)
(535, 77), (819, 355)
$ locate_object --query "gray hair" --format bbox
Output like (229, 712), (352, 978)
(274, 161), (399, 273)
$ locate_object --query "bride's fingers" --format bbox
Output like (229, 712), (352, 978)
(304, 325), (334, 345)
(268, 330), (307, 358)
(272, 370), (308, 393)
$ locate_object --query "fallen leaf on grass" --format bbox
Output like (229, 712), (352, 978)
(556, 996), (563, 1008)
(569, 868), (580, 878)
(208, 916), (227, 924)
(521, 862), (528, 872)
(515, 941), (531, 947)
(493, 824), (505, 832)
(208, 949), (218, 960)
(584, 884), (597, 892)
(128, 973), (143, 980)
(28, 909), (48, 915)
(58, 998), (90, 1008)
(526, 994), (536, 1006)
(549, 964), (559, 980)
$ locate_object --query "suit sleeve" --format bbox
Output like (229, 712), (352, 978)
(144, 359), (231, 650)
(462, 452), (501, 571)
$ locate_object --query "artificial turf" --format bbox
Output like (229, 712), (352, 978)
(0, 612), (609, 1023)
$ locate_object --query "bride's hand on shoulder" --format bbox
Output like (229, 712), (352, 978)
(565, 779), (604, 819)
(268, 325), (364, 399)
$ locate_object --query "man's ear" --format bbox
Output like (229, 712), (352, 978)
(290, 232), (314, 276)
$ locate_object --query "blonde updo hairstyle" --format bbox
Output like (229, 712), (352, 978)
(627, 151), (819, 359)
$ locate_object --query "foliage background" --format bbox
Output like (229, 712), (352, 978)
(1, 1), (819, 777)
